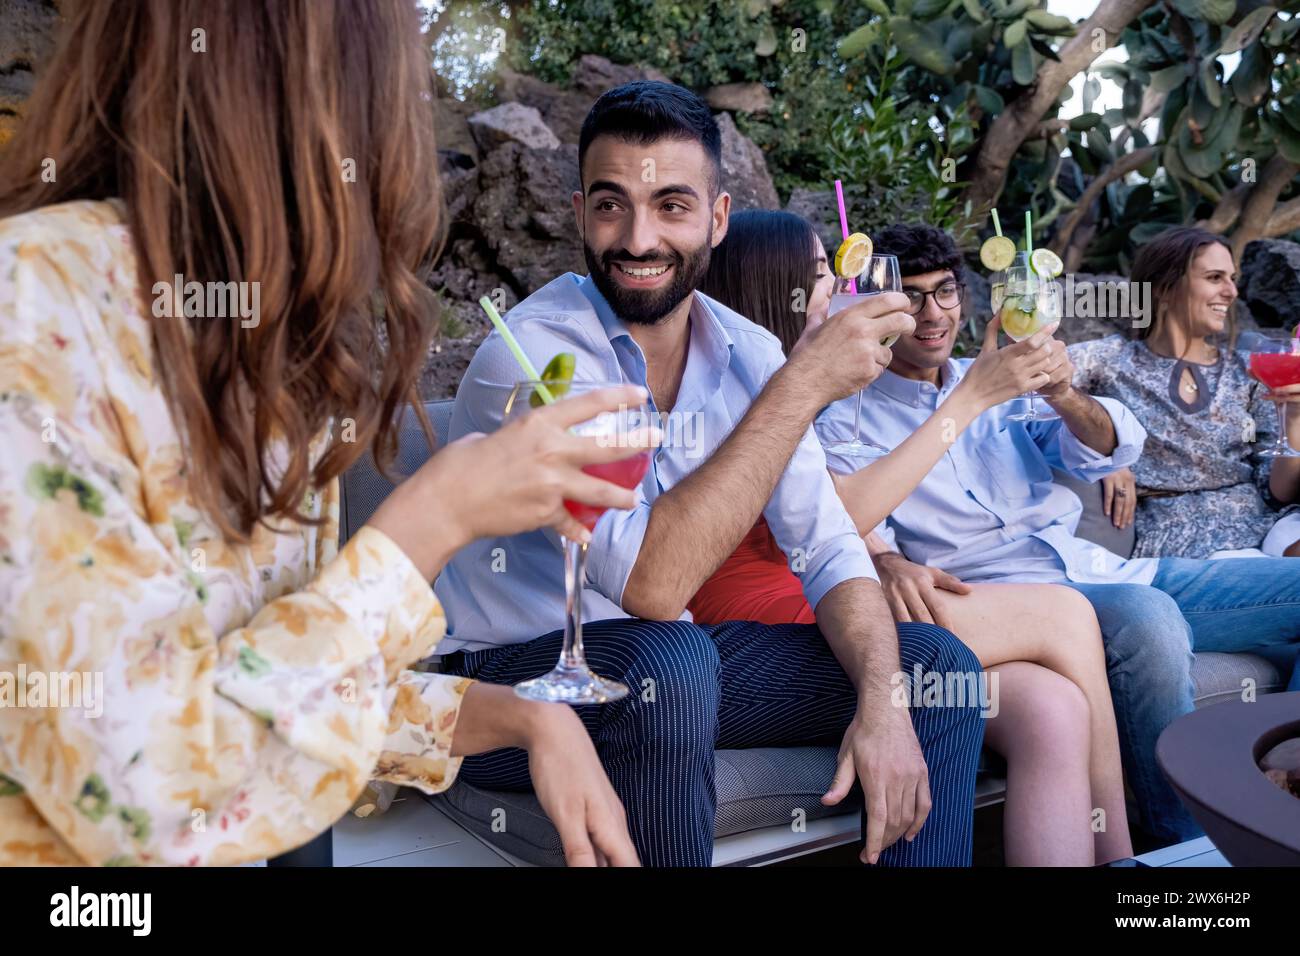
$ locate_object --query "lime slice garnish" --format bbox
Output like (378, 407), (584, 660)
(834, 233), (873, 280)
(531, 351), (576, 408)
(980, 236), (1017, 272)
(1030, 248), (1064, 279)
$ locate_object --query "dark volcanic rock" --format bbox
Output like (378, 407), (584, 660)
(472, 142), (584, 296)
(0, 0), (61, 147)
(1238, 239), (1300, 330)
(716, 112), (779, 211)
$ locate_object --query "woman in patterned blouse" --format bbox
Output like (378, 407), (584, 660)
(1069, 227), (1300, 560)
(0, 0), (646, 866)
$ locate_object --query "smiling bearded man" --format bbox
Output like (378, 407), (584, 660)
(432, 82), (989, 868)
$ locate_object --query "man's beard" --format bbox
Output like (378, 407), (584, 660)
(584, 232), (713, 326)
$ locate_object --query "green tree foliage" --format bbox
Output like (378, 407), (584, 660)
(437, 0), (1300, 272)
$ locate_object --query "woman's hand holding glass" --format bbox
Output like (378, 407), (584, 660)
(368, 384), (656, 582)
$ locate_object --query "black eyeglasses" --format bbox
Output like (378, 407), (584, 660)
(904, 282), (964, 315)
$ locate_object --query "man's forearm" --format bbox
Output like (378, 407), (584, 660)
(1047, 386), (1118, 455)
(621, 364), (823, 619)
(812, 577), (900, 708)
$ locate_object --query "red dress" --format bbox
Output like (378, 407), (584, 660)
(687, 517), (816, 625)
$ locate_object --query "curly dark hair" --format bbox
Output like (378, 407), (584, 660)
(873, 223), (964, 282)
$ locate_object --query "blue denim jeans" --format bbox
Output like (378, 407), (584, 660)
(1069, 556), (1300, 844)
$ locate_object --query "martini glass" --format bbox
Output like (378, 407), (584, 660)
(503, 379), (654, 703)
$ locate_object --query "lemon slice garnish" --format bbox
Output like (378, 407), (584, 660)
(834, 233), (873, 280)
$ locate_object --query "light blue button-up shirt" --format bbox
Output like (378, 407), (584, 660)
(435, 273), (877, 653)
(815, 358), (1158, 586)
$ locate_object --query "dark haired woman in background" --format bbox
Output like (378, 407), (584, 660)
(695, 210), (1131, 865)
(1069, 226), (1300, 561)
(0, 0), (645, 866)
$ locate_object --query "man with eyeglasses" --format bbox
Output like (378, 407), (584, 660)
(815, 221), (1300, 849)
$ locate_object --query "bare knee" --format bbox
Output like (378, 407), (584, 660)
(988, 665), (1090, 757)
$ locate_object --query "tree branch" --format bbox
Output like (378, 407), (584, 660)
(1200, 183), (1249, 233)
(1052, 145), (1158, 267)
(1230, 154), (1300, 261)
(962, 0), (1160, 215)
(1264, 194), (1300, 238)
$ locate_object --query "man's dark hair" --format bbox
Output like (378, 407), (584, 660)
(873, 223), (964, 282)
(578, 81), (722, 196)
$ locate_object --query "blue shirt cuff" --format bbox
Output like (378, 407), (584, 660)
(1058, 395), (1145, 480)
(799, 530), (879, 610)
(585, 498), (652, 608)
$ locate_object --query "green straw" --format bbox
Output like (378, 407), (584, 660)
(1025, 210), (1033, 255)
(479, 296), (556, 404)
(991, 209), (1003, 238)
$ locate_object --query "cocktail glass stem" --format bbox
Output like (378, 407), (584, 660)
(1029, 393), (1059, 420)
(514, 535), (630, 702)
(561, 536), (588, 668)
(1266, 399), (1300, 457)
(843, 388), (890, 455)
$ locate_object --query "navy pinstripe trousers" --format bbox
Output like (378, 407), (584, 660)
(445, 619), (985, 866)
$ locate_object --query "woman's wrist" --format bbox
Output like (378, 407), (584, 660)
(368, 474), (473, 582)
(943, 383), (986, 424)
(452, 683), (573, 756)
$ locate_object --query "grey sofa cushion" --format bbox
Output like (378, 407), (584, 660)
(429, 746), (861, 867)
(1052, 468), (1136, 560)
(339, 403), (452, 546)
(1191, 651), (1285, 707)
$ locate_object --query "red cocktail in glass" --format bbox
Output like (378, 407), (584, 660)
(564, 453), (652, 530)
(504, 380), (657, 702)
(1247, 332), (1300, 458)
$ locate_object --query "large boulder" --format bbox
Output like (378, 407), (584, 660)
(417, 336), (481, 403)
(1238, 238), (1300, 330)
(495, 68), (591, 146)
(495, 55), (674, 147)
(472, 142), (584, 296)
(570, 54), (671, 97)
(468, 102), (560, 152)
(704, 82), (773, 115)
(715, 112), (779, 211)
(433, 95), (480, 161)
(437, 150), (480, 226)
(960, 270), (991, 335)
(784, 188), (842, 255)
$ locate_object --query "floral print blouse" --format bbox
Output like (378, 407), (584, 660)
(1069, 333), (1293, 558)
(0, 200), (470, 866)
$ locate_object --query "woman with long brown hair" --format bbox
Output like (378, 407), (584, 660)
(0, 0), (646, 866)
(1069, 226), (1300, 561)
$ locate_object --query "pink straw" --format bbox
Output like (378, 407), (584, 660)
(833, 179), (858, 295)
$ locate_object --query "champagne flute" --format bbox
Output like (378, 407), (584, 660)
(503, 380), (655, 703)
(823, 254), (902, 459)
